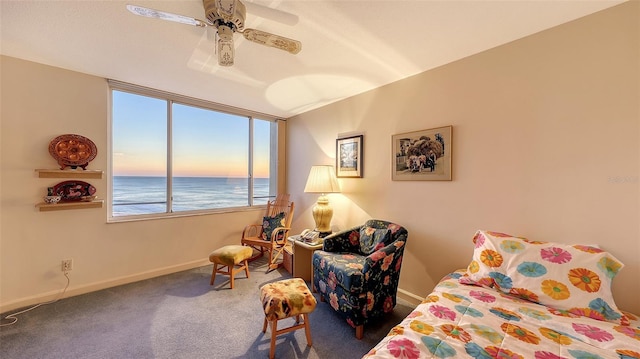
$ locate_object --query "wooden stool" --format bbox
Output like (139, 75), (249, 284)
(208, 245), (253, 289)
(260, 278), (317, 359)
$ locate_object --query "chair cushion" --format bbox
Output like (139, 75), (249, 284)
(260, 278), (317, 320)
(209, 245), (253, 266)
(261, 212), (286, 241)
(359, 226), (391, 255)
(314, 251), (367, 293)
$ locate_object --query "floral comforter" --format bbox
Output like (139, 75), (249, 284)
(364, 271), (640, 359)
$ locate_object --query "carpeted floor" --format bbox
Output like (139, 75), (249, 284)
(0, 257), (416, 358)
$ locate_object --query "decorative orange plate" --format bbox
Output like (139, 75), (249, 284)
(48, 134), (97, 170)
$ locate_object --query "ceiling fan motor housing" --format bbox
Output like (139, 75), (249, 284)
(203, 0), (245, 31)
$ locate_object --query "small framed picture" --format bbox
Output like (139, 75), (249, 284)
(336, 135), (363, 178)
(392, 126), (452, 181)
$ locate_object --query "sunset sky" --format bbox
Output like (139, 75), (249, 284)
(112, 90), (270, 178)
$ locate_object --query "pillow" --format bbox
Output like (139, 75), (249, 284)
(459, 230), (628, 325)
(261, 212), (286, 241)
(359, 227), (391, 255)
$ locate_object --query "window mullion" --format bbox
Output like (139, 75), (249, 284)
(248, 116), (254, 206)
(167, 100), (173, 213)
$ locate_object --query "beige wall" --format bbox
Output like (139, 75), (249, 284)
(1, 2), (638, 315)
(288, 2), (640, 314)
(0, 56), (267, 312)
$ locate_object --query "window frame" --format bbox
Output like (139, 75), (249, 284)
(107, 80), (283, 222)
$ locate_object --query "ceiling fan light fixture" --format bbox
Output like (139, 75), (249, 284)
(218, 25), (233, 41)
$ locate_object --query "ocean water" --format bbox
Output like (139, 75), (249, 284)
(113, 176), (271, 216)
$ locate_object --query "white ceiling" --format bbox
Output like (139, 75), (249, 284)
(1, 0), (625, 118)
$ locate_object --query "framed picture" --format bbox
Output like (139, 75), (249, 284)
(392, 125), (452, 181)
(336, 135), (363, 178)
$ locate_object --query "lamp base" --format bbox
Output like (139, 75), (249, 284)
(312, 194), (333, 234)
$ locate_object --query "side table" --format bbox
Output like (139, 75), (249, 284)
(289, 238), (323, 282)
(282, 242), (293, 275)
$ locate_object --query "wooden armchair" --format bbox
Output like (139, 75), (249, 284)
(241, 194), (295, 272)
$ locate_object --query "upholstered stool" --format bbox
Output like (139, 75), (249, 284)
(209, 245), (253, 289)
(260, 278), (317, 359)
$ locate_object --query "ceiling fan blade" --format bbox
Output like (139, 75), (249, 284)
(217, 38), (235, 67)
(126, 5), (210, 27)
(215, 0), (237, 22)
(217, 25), (235, 66)
(242, 29), (301, 55)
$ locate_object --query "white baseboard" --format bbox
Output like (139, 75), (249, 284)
(397, 288), (424, 306)
(3, 260), (426, 314)
(1, 258), (211, 314)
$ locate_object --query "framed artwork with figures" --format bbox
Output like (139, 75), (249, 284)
(392, 126), (452, 181)
(336, 135), (363, 178)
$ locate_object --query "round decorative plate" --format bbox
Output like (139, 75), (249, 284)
(48, 134), (97, 170)
(52, 180), (97, 202)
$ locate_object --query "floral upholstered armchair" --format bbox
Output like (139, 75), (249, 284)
(312, 219), (408, 339)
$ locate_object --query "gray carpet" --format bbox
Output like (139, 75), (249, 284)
(0, 257), (416, 358)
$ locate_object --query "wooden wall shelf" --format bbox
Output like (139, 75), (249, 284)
(36, 169), (103, 179)
(36, 200), (104, 212)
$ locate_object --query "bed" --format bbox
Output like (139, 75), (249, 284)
(364, 230), (640, 359)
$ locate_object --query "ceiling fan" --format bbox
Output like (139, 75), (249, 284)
(127, 0), (302, 67)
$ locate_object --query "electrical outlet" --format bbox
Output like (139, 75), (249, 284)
(61, 259), (73, 273)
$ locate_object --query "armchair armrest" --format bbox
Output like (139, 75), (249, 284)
(269, 226), (291, 245)
(242, 225), (290, 246)
(242, 223), (263, 239)
(363, 238), (407, 275)
(322, 225), (363, 253)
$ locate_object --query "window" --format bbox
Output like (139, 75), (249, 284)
(109, 81), (280, 220)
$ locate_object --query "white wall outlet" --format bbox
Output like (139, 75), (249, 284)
(61, 259), (73, 273)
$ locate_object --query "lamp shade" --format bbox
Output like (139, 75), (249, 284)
(304, 165), (341, 193)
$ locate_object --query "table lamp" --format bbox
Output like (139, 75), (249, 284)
(304, 165), (341, 236)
